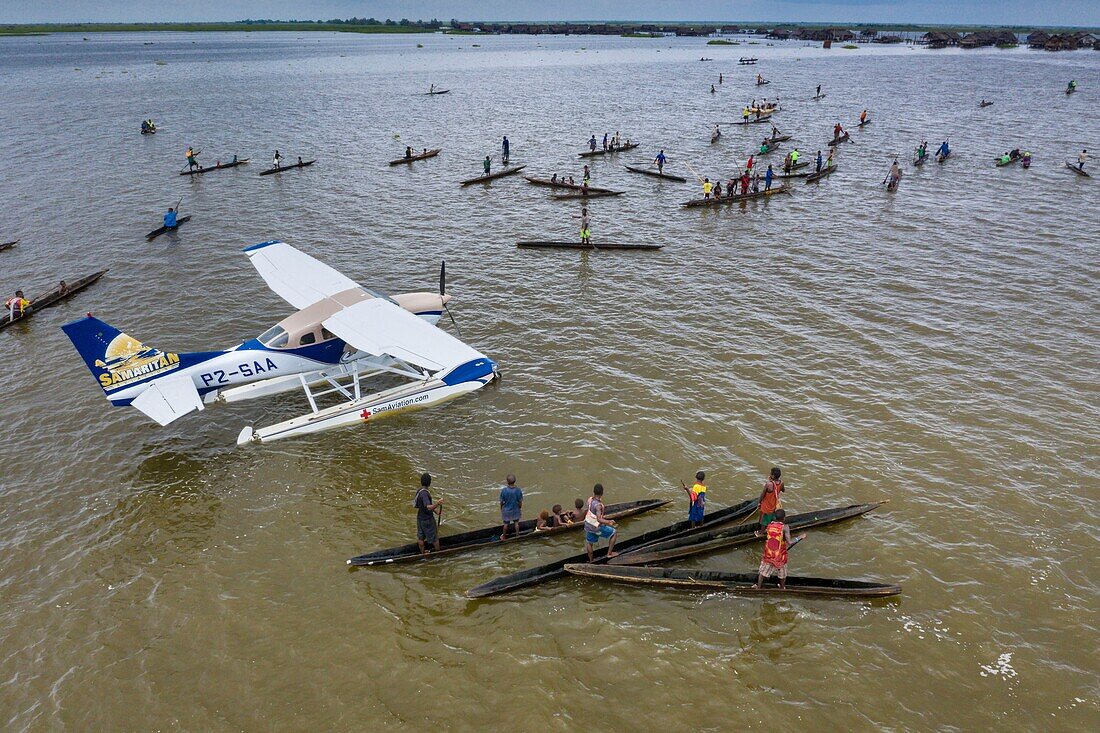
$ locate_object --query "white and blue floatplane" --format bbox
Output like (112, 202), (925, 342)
(61, 240), (499, 445)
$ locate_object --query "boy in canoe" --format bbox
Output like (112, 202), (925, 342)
(499, 474), (523, 540)
(5, 290), (30, 319)
(584, 483), (618, 560)
(681, 471), (707, 527)
(414, 473), (443, 555)
(570, 498), (587, 523)
(752, 509), (806, 590)
(483, 156), (491, 175)
(759, 467), (785, 526)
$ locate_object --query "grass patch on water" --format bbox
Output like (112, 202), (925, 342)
(707, 39), (735, 45)
(622, 32), (660, 38)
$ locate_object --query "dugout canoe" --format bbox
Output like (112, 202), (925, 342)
(764, 134), (792, 144)
(738, 58), (758, 65)
(460, 164), (527, 185)
(937, 151), (951, 163)
(1065, 162), (1091, 177)
(578, 142), (640, 158)
(552, 190), (624, 199)
(913, 153), (929, 166)
(0, 239), (18, 252)
(259, 159), (315, 176)
(682, 184), (790, 208)
(524, 176), (614, 193)
(827, 132), (850, 146)
(812, 94), (827, 100)
(563, 565), (902, 598)
(857, 119), (871, 127)
(782, 160), (810, 172)
(994, 156), (1019, 167)
(758, 140), (780, 154)
(805, 164), (837, 183)
(979, 101), (994, 107)
(756, 79), (771, 86)
(733, 115), (773, 125)
(624, 166), (688, 182)
(179, 158), (250, 175)
(465, 498), (758, 598)
(146, 215), (192, 240)
(608, 502), (885, 566)
(347, 499), (669, 567)
(776, 171), (811, 179)
(388, 148), (441, 166)
(426, 89), (450, 95)
(1, 269), (108, 330)
(517, 240), (662, 251)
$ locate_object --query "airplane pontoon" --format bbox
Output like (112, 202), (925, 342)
(62, 240), (499, 445)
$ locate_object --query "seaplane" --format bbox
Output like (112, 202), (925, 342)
(61, 240), (499, 445)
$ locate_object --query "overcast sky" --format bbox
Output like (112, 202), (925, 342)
(6, 1), (1099, 27)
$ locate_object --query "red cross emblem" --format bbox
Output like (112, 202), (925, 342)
(360, 409), (372, 421)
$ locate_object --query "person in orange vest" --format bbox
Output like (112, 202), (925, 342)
(752, 509), (805, 590)
(758, 466), (785, 526)
(680, 471), (707, 527)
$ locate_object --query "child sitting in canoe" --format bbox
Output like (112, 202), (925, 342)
(570, 498), (587, 523)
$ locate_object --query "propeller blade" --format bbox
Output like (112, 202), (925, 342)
(439, 260), (446, 296)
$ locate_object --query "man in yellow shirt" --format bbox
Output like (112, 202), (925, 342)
(702, 178), (713, 199)
(5, 290), (30, 320)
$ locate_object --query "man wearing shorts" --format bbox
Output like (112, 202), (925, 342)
(414, 473), (443, 554)
(584, 483), (618, 561)
(499, 474), (523, 540)
(759, 466), (785, 526)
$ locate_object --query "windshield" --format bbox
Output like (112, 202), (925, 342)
(258, 326), (289, 348)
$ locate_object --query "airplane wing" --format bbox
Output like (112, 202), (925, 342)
(131, 375), (205, 426)
(322, 298), (483, 374)
(243, 240), (359, 310)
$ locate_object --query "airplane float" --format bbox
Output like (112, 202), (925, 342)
(62, 240), (499, 445)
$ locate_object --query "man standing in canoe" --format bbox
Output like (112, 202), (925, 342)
(758, 467), (785, 527)
(584, 483), (618, 560)
(815, 150), (823, 173)
(1077, 149), (1090, 171)
(185, 146), (199, 172)
(579, 206), (590, 245)
(936, 140), (950, 161)
(702, 177), (713, 199)
(788, 147), (800, 172)
(272, 150), (283, 170)
(816, 84), (821, 97)
(765, 164), (774, 191)
(414, 473), (443, 555)
(753, 509), (805, 590)
(163, 206), (178, 230)
(499, 474), (523, 541)
(483, 156), (491, 175)
(833, 122), (844, 140)
(681, 471), (707, 527)
(5, 290), (30, 320)
(654, 149), (666, 173)
(860, 109), (868, 125)
(502, 136), (510, 164)
(602, 132), (609, 151)
(589, 135), (597, 152)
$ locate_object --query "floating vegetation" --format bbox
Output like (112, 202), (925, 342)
(707, 39), (734, 45)
(843, 44), (859, 49)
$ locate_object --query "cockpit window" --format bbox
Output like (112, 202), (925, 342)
(321, 327), (337, 341)
(299, 332), (316, 346)
(259, 326), (289, 348)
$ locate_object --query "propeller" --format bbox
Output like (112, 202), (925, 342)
(439, 260), (462, 337)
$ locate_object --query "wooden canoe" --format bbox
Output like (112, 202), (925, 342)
(857, 119), (871, 127)
(738, 58), (758, 65)
(517, 241), (662, 251)
(460, 164), (527, 185)
(347, 499), (669, 567)
(776, 171), (811, 179)
(994, 156), (1018, 167)
(179, 158), (249, 175)
(937, 151), (951, 163)
(979, 101), (994, 107)
(764, 134), (792, 144)
(0, 239), (18, 252)
(1, 269), (108, 330)
(758, 140), (780, 154)
(578, 142), (640, 158)
(426, 89), (450, 95)
(524, 177), (614, 192)
(682, 185), (790, 208)
(782, 160), (810, 173)
(733, 115), (773, 125)
(465, 498), (759, 598)
(913, 153), (929, 166)
(827, 132), (850, 146)
(624, 166), (687, 182)
(259, 160), (315, 176)
(146, 215), (192, 240)
(756, 80), (770, 86)
(552, 190), (624, 200)
(563, 565), (902, 598)
(813, 94), (827, 100)
(388, 148), (441, 166)
(805, 164), (837, 183)
(1065, 162), (1090, 177)
(608, 502), (885, 566)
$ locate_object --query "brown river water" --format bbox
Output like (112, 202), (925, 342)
(1, 31), (1098, 731)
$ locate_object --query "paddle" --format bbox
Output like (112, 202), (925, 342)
(439, 261), (462, 338)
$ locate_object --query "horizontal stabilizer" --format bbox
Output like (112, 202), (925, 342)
(131, 376), (204, 426)
(243, 240), (359, 310)
(323, 299), (482, 373)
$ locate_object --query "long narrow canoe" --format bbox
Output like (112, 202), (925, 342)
(0, 239), (18, 252)
(979, 101), (994, 107)
(347, 499), (669, 567)
(739, 58), (758, 64)
(624, 166), (688, 182)
(756, 80), (771, 86)
(758, 140), (780, 154)
(552, 190), (624, 200)
(1, 269), (108, 330)
(913, 153), (929, 166)
(578, 142), (640, 158)
(733, 116), (773, 125)
(827, 132), (850, 146)
(1065, 162), (1091, 177)
(388, 148), (441, 166)
(465, 498), (758, 598)
(517, 241), (662, 251)
(937, 151), (951, 163)
(564, 565), (902, 598)
(682, 185), (790, 208)
(609, 502), (885, 566)
(782, 160), (810, 173)
(146, 215), (191, 240)
(259, 160), (315, 176)
(179, 158), (249, 175)
(994, 156), (1019, 167)
(776, 171), (811, 179)
(812, 94), (827, 100)
(524, 177), (614, 192)
(460, 164), (527, 185)
(805, 164), (837, 183)
(764, 134), (792, 144)
(857, 119), (872, 127)
(426, 89), (450, 95)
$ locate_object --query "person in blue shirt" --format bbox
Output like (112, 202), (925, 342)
(499, 474), (523, 540)
(163, 207), (177, 229)
(815, 150), (823, 173)
(654, 149), (666, 173)
(765, 164), (774, 191)
(936, 140), (950, 161)
(501, 136), (510, 164)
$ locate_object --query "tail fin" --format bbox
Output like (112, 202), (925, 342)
(61, 315), (184, 398)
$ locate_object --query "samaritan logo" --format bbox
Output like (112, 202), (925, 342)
(95, 333), (181, 390)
